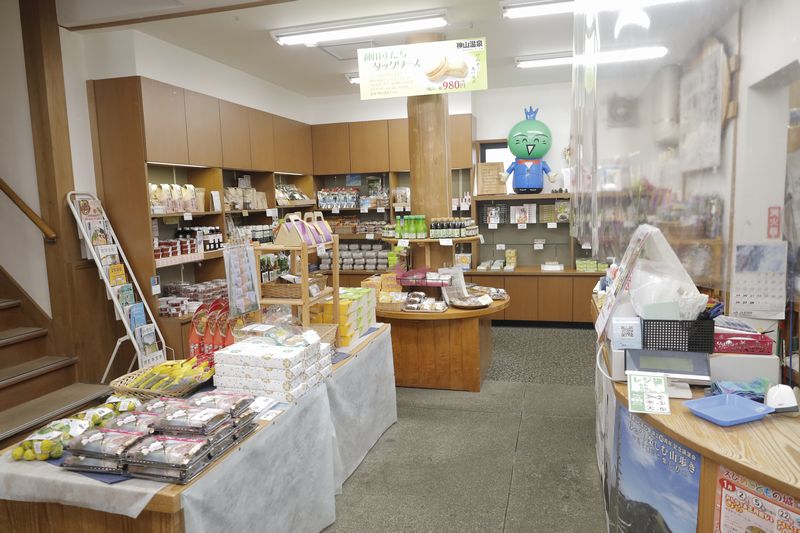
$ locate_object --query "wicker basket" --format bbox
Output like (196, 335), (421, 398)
(310, 323), (338, 346)
(109, 364), (209, 400)
(262, 274), (327, 299)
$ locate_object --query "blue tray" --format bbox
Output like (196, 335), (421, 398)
(683, 394), (774, 427)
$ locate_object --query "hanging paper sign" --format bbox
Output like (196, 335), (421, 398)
(357, 38), (488, 100)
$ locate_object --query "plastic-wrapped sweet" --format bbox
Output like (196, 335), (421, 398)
(154, 405), (230, 435)
(62, 454), (125, 475)
(124, 435), (210, 467)
(188, 391), (254, 416)
(233, 408), (257, 428)
(127, 458), (210, 484)
(102, 411), (160, 433)
(141, 397), (190, 415)
(66, 428), (144, 459)
(71, 406), (116, 427)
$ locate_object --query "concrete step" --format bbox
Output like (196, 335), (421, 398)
(0, 356), (78, 411)
(0, 383), (111, 445)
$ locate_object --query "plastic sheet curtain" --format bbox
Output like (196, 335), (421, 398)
(570, 0), (743, 291)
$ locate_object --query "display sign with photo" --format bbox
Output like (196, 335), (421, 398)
(714, 466), (800, 532)
(357, 38), (487, 100)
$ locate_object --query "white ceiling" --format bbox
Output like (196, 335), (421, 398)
(64, 0), (741, 98)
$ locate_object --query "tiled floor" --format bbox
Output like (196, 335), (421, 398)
(325, 326), (606, 533)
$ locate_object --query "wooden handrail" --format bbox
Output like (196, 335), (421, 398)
(0, 177), (57, 241)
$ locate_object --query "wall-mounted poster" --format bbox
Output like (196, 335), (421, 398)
(606, 405), (701, 532)
(714, 466), (800, 532)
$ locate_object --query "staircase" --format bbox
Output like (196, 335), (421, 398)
(0, 297), (110, 447)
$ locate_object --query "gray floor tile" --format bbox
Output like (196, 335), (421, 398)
(506, 416), (605, 533)
(326, 405), (520, 533)
(521, 383), (596, 419)
(396, 380), (527, 414)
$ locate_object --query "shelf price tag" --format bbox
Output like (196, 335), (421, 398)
(377, 207), (385, 213)
(488, 223), (498, 230)
(496, 243), (506, 251)
(266, 208), (278, 217)
(460, 202), (470, 211)
(366, 233), (375, 240)
(534, 243), (544, 250)
(547, 222), (557, 229)
(332, 206), (340, 214)
(242, 210), (249, 217)
(439, 238), (454, 246)
(582, 243), (592, 250)
(404, 206), (411, 212)
(398, 238), (410, 247)
(183, 213), (193, 221)
(316, 243), (326, 255)
(451, 198), (459, 211)
(517, 223), (527, 230)
(479, 234), (485, 244)
(360, 207), (369, 214)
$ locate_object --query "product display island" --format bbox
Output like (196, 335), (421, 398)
(376, 299), (509, 392)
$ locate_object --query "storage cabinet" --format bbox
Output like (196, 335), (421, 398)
(273, 116), (313, 175)
(349, 120), (390, 173)
(248, 109), (275, 171)
(387, 118), (410, 172)
(538, 276), (574, 322)
(312, 123), (351, 175)
(219, 100), (252, 169)
(504, 276), (538, 321)
(140, 78), (188, 165)
(449, 114), (474, 169)
(184, 90), (222, 167)
(572, 276), (601, 323)
(469, 275), (506, 320)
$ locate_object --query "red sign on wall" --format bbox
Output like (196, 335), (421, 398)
(767, 206), (781, 239)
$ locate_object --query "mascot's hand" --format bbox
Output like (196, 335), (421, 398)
(547, 172), (560, 183)
(500, 171), (511, 184)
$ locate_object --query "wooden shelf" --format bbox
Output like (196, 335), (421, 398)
(474, 193), (571, 202)
(467, 266), (603, 277)
(225, 209), (274, 216)
(155, 249), (223, 269)
(318, 269), (383, 275)
(332, 233), (381, 241)
(376, 299), (509, 321)
(150, 211), (222, 218)
(260, 286), (333, 306)
(255, 241), (335, 253)
(275, 200), (315, 208)
(382, 236), (481, 244)
(318, 207), (362, 212)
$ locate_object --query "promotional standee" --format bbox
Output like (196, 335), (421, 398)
(505, 107), (553, 194)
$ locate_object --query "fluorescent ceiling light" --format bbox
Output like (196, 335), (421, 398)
(501, 0), (688, 19)
(346, 73), (361, 85)
(516, 46), (667, 68)
(502, 1), (573, 19)
(272, 10), (447, 47)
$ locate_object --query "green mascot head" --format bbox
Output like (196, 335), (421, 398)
(507, 107), (552, 160)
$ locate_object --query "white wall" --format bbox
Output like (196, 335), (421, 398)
(61, 27), (96, 194)
(0, 1), (51, 315)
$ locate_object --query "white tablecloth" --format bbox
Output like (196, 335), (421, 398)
(182, 383), (336, 533)
(326, 326), (397, 491)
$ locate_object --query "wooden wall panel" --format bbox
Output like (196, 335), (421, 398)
(449, 114), (475, 169)
(538, 276), (573, 321)
(504, 276), (538, 321)
(387, 118), (410, 172)
(349, 120), (389, 173)
(572, 276), (601, 323)
(184, 90), (222, 167)
(312, 123), (350, 175)
(140, 78), (188, 164)
(219, 100), (252, 169)
(273, 116), (313, 175)
(248, 109), (275, 171)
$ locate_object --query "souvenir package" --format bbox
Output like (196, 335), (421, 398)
(155, 405), (230, 435)
(71, 406), (116, 427)
(207, 424), (238, 457)
(102, 411), (160, 433)
(141, 397), (191, 415)
(124, 435), (211, 484)
(233, 408), (259, 428)
(213, 359), (307, 381)
(102, 394), (142, 414)
(214, 339), (310, 369)
(62, 454), (126, 475)
(188, 390), (254, 417)
(65, 428), (144, 459)
(212, 374), (307, 393)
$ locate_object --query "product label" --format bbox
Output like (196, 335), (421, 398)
(517, 223), (527, 230)
(547, 222), (557, 229)
(488, 223), (498, 230)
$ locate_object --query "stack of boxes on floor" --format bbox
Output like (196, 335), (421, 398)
(213, 337), (332, 403)
(311, 288), (376, 347)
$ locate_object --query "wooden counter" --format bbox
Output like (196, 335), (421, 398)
(377, 299), (509, 392)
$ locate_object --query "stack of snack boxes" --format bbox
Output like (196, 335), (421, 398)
(212, 337), (332, 402)
(310, 288), (377, 347)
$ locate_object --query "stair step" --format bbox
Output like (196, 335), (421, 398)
(0, 326), (47, 348)
(0, 356), (77, 390)
(0, 383), (111, 443)
(0, 299), (21, 311)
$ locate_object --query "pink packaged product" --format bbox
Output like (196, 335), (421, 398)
(101, 411), (160, 433)
(65, 428), (145, 459)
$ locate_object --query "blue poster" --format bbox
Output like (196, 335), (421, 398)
(608, 405), (701, 533)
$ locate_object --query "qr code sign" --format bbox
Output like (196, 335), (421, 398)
(620, 325), (635, 338)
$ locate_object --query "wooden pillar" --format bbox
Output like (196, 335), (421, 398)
(407, 33), (452, 268)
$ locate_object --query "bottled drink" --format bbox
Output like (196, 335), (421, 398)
(419, 215), (427, 239)
(395, 216), (402, 238)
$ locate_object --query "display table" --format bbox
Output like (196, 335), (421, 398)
(0, 326), (397, 533)
(376, 299), (509, 392)
(593, 301), (800, 531)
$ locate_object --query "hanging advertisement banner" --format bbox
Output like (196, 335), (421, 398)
(357, 38), (487, 100)
(714, 466), (800, 532)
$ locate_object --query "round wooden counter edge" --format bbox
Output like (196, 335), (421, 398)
(376, 298), (510, 320)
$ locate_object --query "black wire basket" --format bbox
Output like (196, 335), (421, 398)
(641, 319), (715, 353)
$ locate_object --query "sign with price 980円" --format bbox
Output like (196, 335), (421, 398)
(357, 38), (487, 100)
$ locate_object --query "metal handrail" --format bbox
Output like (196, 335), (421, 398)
(0, 177), (57, 241)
